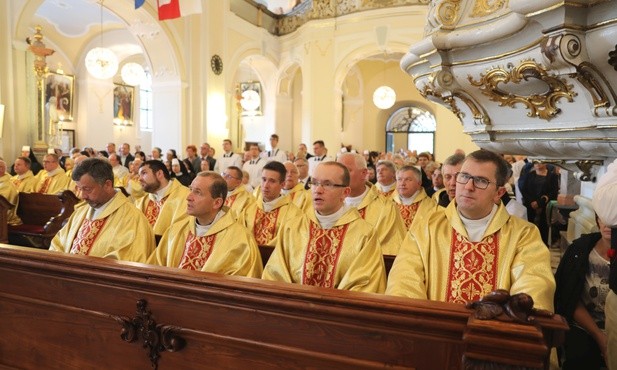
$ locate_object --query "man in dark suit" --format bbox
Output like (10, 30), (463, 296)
(200, 142), (217, 171)
(120, 143), (134, 169)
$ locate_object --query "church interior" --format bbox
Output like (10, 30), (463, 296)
(1, 0), (617, 368)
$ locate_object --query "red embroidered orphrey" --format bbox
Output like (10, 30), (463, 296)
(358, 208), (366, 219)
(398, 202), (420, 229)
(178, 231), (217, 270)
(224, 193), (237, 207)
(380, 188), (395, 197)
(253, 207), (280, 245)
(69, 217), (109, 255)
(445, 229), (499, 304)
(144, 196), (168, 226)
(38, 176), (51, 193)
(302, 221), (349, 288)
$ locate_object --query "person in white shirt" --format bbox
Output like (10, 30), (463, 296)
(262, 134), (288, 163)
(214, 139), (243, 173)
(243, 143), (266, 189)
(307, 140), (333, 177)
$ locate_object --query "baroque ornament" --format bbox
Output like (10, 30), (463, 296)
(436, 0), (463, 27)
(468, 59), (577, 120)
(470, 0), (508, 18)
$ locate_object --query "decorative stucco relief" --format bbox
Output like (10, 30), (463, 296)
(468, 59), (577, 120)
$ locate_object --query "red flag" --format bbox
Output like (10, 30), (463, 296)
(157, 0), (201, 21)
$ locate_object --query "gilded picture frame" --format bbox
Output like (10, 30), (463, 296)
(44, 71), (74, 122)
(113, 83), (134, 125)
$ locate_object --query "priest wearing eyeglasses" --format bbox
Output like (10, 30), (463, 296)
(387, 150), (555, 311)
(263, 161), (386, 293)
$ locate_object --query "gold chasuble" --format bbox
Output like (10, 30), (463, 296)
(355, 183), (406, 255)
(50, 192), (155, 263)
(391, 188), (437, 230)
(0, 176), (21, 225)
(11, 170), (38, 193)
(386, 201), (556, 311)
(134, 179), (190, 236)
(241, 195), (303, 247)
(284, 183), (311, 212)
(263, 207), (386, 293)
(148, 209), (262, 278)
(36, 169), (70, 194)
(224, 185), (254, 218)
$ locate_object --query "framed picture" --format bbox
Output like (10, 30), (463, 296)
(60, 129), (75, 154)
(44, 71), (74, 122)
(113, 83), (134, 125)
(239, 81), (262, 116)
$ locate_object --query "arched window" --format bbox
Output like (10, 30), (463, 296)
(139, 72), (153, 132)
(385, 106), (436, 155)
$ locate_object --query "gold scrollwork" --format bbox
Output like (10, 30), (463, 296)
(437, 0), (463, 27)
(420, 83), (491, 125)
(468, 59), (577, 120)
(471, 0), (508, 18)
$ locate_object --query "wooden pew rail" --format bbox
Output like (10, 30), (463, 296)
(8, 190), (79, 248)
(0, 244), (567, 370)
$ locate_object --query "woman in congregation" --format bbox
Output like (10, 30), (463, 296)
(554, 213), (610, 370)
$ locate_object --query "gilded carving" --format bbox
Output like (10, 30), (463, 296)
(573, 62), (617, 117)
(275, 0), (424, 35)
(436, 0), (463, 27)
(470, 0), (508, 18)
(420, 83), (491, 125)
(468, 60), (577, 120)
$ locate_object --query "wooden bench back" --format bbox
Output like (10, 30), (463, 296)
(16, 190), (79, 227)
(0, 245), (567, 370)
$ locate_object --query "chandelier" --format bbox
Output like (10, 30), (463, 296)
(121, 62), (146, 86)
(373, 85), (396, 109)
(85, 0), (118, 79)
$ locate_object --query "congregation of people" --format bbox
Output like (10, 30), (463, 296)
(0, 134), (615, 369)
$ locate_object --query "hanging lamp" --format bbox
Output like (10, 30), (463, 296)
(85, 0), (118, 79)
(373, 52), (396, 109)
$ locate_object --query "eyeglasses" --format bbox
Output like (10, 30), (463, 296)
(309, 180), (347, 190)
(221, 172), (240, 180)
(455, 172), (494, 190)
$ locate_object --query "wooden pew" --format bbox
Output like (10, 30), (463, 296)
(0, 195), (14, 243)
(259, 245), (396, 275)
(8, 190), (80, 248)
(0, 244), (567, 370)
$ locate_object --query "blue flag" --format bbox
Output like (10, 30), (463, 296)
(135, 0), (146, 9)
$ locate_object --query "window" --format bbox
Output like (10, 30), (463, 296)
(385, 106), (436, 155)
(139, 72), (153, 131)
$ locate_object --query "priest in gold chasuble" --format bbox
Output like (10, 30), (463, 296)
(337, 153), (406, 256)
(387, 150), (555, 311)
(36, 153), (70, 194)
(10, 157), (38, 193)
(134, 160), (190, 236)
(149, 172), (262, 278)
(0, 160), (21, 225)
(221, 166), (255, 218)
(50, 158), (155, 263)
(281, 161), (311, 212)
(263, 162), (386, 293)
(240, 161), (304, 247)
(391, 165), (437, 230)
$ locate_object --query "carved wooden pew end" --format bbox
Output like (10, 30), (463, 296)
(8, 190), (79, 249)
